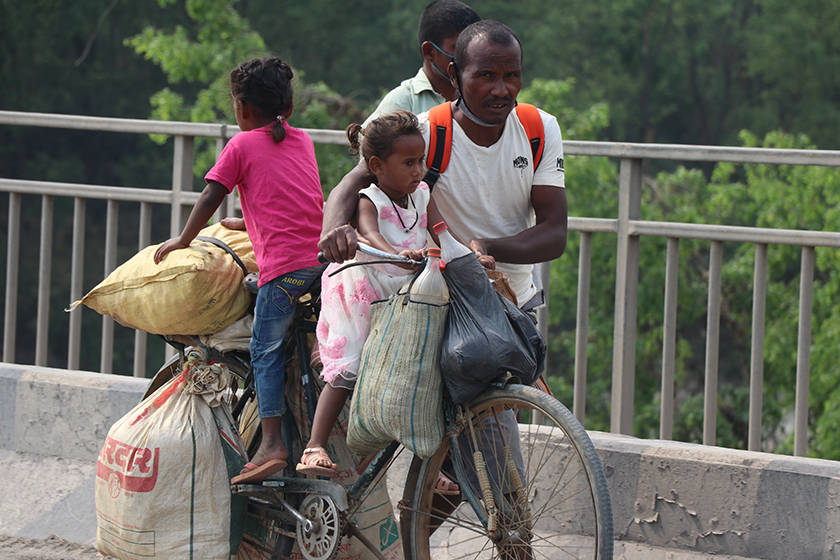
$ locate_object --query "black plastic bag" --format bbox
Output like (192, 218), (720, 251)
(440, 254), (546, 403)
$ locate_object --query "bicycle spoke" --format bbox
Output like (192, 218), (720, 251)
(402, 385), (612, 560)
(406, 502), (488, 537)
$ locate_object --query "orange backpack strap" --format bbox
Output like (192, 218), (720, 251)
(423, 102), (454, 189)
(515, 103), (545, 170)
(422, 102), (546, 189)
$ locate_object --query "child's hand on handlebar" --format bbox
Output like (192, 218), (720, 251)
(397, 248), (425, 270)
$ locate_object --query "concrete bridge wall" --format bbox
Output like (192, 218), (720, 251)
(1, 363), (838, 559)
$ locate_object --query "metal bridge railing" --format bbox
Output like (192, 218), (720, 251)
(2, 109), (840, 458)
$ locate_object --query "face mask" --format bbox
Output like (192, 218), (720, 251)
(429, 41), (455, 80)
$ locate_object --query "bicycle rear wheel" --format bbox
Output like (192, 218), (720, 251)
(401, 384), (613, 560)
(142, 353), (182, 400)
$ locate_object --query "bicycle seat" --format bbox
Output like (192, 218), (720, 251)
(243, 272), (259, 294)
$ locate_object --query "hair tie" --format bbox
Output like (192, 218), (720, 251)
(276, 115), (284, 122)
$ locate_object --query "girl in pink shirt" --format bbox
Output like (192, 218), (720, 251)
(154, 57), (325, 484)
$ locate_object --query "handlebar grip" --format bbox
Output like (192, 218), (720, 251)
(317, 252), (328, 264)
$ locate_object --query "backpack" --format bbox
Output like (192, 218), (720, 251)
(422, 102), (546, 188)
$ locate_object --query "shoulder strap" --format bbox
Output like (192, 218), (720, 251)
(422, 102), (546, 188)
(515, 103), (545, 170)
(422, 102), (454, 189)
(196, 235), (249, 277)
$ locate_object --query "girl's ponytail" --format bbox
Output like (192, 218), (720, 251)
(272, 116), (287, 143)
(269, 61), (294, 143)
(346, 123), (363, 156)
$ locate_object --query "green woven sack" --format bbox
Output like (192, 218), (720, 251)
(347, 292), (448, 459)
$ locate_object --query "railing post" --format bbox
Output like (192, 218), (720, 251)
(68, 198), (86, 370)
(133, 202), (153, 378)
(4, 192), (20, 362)
(214, 133), (238, 220)
(749, 243), (768, 451)
(703, 240), (723, 446)
(794, 246), (815, 456)
(536, 261), (550, 338)
(166, 135), (195, 364)
(574, 232), (592, 424)
(35, 195), (54, 366)
(611, 157), (642, 435)
(171, 135), (195, 237)
(660, 237), (679, 440)
(100, 200), (119, 374)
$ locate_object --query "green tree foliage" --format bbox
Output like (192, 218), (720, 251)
(237, 0), (421, 112)
(3, 0), (840, 455)
(125, 0), (363, 189)
(0, 0), (181, 186)
(547, 125), (840, 455)
(471, 0), (840, 150)
(0, 0), (184, 370)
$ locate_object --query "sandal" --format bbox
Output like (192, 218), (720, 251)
(296, 447), (339, 477)
(231, 458), (287, 485)
(435, 471), (460, 496)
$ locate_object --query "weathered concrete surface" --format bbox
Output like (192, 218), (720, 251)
(2, 362), (840, 559)
(0, 364), (149, 545)
(593, 432), (840, 560)
(0, 450), (97, 543)
(1, 364), (148, 462)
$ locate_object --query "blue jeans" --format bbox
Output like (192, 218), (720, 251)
(251, 265), (325, 418)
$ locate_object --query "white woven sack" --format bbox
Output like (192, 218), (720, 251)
(96, 357), (247, 560)
(347, 293), (447, 459)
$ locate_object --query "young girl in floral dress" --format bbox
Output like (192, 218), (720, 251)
(298, 110), (437, 476)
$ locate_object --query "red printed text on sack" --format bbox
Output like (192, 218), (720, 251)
(97, 435), (160, 494)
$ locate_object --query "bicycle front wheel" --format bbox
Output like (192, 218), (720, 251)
(401, 384), (613, 560)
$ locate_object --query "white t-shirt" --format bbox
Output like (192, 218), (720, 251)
(418, 105), (565, 303)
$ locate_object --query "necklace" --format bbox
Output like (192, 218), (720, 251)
(389, 193), (418, 233)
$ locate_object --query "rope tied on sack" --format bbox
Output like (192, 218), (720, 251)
(181, 345), (233, 407)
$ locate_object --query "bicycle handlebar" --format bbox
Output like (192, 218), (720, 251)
(317, 242), (425, 267)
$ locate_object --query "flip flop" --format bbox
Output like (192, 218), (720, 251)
(296, 447), (339, 478)
(435, 471), (460, 496)
(231, 458), (287, 485)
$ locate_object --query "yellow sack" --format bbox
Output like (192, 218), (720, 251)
(73, 224), (257, 336)
(199, 222), (258, 273)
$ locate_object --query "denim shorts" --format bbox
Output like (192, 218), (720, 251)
(250, 264), (325, 418)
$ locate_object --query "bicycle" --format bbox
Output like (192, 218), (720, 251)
(145, 243), (614, 560)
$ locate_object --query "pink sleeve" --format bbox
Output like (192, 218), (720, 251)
(204, 141), (241, 193)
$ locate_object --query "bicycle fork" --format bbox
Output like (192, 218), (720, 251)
(449, 402), (533, 548)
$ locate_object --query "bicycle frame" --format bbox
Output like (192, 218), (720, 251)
(163, 245), (541, 560)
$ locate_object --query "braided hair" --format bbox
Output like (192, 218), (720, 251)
(229, 57), (295, 142)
